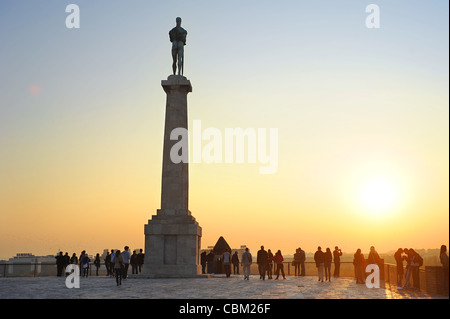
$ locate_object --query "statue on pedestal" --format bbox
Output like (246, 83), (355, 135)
(169, 17), (187, 76)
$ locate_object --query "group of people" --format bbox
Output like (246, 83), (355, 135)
(351, 246), (383, 284)
(55, 247), (145, 286)
(231, 246), (289, 281)
(313, 246), (343, 282)
(393, 246), (445, 291)
(202, 246), (308, 281)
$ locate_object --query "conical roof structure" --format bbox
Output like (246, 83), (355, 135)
(212, 236), (231, 254)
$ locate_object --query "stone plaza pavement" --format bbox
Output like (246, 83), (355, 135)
(0, 275), (440, 299)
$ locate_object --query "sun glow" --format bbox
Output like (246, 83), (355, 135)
(359, 178), (398, 215)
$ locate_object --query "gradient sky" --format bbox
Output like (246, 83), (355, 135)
(0, 1), (448, 259)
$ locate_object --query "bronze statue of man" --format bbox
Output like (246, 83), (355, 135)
(169, 17), (187, 76)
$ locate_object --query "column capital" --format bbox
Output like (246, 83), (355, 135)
(162, 75), (192, 93)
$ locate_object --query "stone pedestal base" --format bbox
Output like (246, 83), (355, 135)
(143, 209), (202, 278)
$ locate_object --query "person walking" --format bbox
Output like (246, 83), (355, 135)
(293, 249), (301, 276)
(333, 246), (342, 278)
(314, 247), (325, 282)
(104, 251), (111, 277)
(94, 253), (101, 276)
(231, 251), (240, 275)
(130, 250), (139, 275)
(353, 249), (365, 284)
(440, 245), (449, 295)
(109, 249), (116, 277)
(324, 248), (332, 282)
(267, 249), (274, 279)
(121, 246), (131, 279)
(272, 250), (286, 280)
(223, 248), (231, 278)
(241, 247), (252, 280)
(113, 249), (124, 286)
(394, 248), (404, 289)
(257, 246), (269, 280)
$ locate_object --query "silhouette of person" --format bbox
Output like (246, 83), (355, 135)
(267, 249), (274, 279)
(298, 247), (306, 276)
(394, 248), (404, 288)
(241, 247), (252, 280)
(402, 248), (412, 288)
(272, 250), (286, 280)
(324, 248), (332, 281)
(257, 246), (269, 280)
(231, 251), (240, 275)
(121, 246), (131, 279)
(104, 251), (111, 276)
(55, 252), (65, 277)
(409, 248), (421, 290)
(353, 248), (365, 284)
(223, 248), (231, 278)
(94, 253), (101, 276)
(314, 247), (325, 282)
(440, 245), (449, 294)
(333, 246), (342, 278)
(368, 246), (381, 265)
(113, 249), (124, 286)
(109, 249), (115, 277)
(137, 249), (145, 273)
(130, 250), (139, 274)
(293, 248), (301, 276)
(63, 252), (70, 275)
(206, 250), (214, 274)
(70, 253), (78, 265)
(200, 251), (207, 274)
(80, 252), (90, 278)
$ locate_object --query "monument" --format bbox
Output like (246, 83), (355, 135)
(143, 18), (202, 278)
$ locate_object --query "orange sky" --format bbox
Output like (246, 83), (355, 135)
(0, 1), (448, 260)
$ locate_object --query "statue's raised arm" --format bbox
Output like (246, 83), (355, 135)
(169, 17), (187, 76)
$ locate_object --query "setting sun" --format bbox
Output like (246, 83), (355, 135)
(359, 178), (398, 214)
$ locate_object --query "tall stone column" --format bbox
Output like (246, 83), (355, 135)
(143, 75), (202, 278)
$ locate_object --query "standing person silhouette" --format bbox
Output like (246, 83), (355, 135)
(353, 249), (365, 284)
(394, 248), (404, 289)
(298, 247), (306, 276)
(314, 247), (325, 282)
(293, 249), (301, 276)
(440, 245), (449, 294)
(169, 17), (187, 75)
(113, 249), (124, 286)
(272, 250), (286, 280)
(223, 248), (231, 278)
(324, 248), (332, 281)
(333, 246), (342, 278)
(241, 248), (252, 280)
(231, 251), (240, 275)
(267, 249), (274, 279)
(94, 253), (101, 276)
(257, 246), (269, 280)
